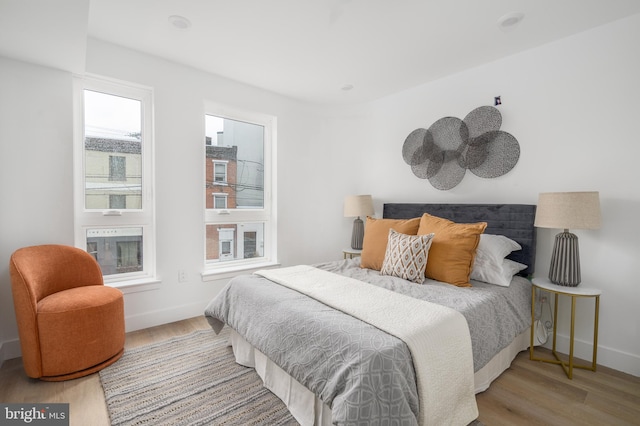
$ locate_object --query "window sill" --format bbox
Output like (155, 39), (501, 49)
(201, 261), (280, 282)
(106, 278), (161, 294)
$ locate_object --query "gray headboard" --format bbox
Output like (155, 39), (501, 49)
(383, 203), (537, 276)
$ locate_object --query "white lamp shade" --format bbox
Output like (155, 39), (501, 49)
(344, 195), (374, 218)
(534, 192), (601, 230)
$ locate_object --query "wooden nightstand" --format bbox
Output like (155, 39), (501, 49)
(530, 277), (601, 379)
(342, 248), (362, 259)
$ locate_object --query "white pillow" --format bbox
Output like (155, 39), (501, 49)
(476, 234), (521, 264)
(471, 234), (525, 286)
(471, 258), (528, 287)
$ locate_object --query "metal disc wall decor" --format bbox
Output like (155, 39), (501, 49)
(402, 106), (520, 190)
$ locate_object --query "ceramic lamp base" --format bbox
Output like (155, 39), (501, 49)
(548, 230), (581, 286)
(351, 217), (364, 250)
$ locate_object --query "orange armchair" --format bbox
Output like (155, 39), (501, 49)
(9, 244), (125, 381)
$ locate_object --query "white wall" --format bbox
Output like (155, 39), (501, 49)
(0, 40), (352, 362)
(347, 14), (640, 375)
(2, 14), (638, 376)
(83, 38), (357, 326)
(0, 58), (76, 361)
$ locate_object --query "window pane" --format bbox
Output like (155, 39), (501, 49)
(205, 115), (264, 210)
(86, 227), (143, 276)
(109, 194), (126, 209)
(213, 194), (227, 209)
(84, 90), (142, 210)
(109, 156), (126, 181)
(214, 162), (227, 183)
(206, 222), (264, 261)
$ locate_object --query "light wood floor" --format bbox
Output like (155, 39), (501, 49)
(1, 316), (638, 426)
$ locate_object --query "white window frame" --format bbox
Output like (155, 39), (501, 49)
(202, 102), (278, 278)
(73, 74), (157, 288)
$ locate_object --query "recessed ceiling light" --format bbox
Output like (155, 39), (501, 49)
(497, 12), (524, 30)
(168, 15), (192, 30)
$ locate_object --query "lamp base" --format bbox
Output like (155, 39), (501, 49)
(351, 217), (364, 250)
(548, 230), (581, 286)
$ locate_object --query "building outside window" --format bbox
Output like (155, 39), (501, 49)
(206, 146), (236, 210)
(84, 135), (142, 209)
(86, 228), (143, 275)
(203, 104), (276, 272)
(74, 76), (156, 285)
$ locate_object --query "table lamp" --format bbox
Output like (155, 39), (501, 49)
(534, 191), (601, 286)
(344, 195), (374, 250)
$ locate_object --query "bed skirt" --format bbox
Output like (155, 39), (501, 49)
(228, 328), (531, 426)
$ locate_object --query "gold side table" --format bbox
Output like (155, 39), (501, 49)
(530, 277), (601, 379)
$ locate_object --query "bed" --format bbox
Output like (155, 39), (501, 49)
(205, 203), (537, 426)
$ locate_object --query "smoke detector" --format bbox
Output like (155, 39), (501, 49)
(497, 12), (524, 30)
(168, 15), (192, 30)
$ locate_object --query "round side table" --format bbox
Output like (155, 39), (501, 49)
(530, 277), (601, 379)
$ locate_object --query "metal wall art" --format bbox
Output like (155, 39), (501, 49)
(402, 106), (520, 190)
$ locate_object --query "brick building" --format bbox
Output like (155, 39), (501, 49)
(205, 142), (239, 260)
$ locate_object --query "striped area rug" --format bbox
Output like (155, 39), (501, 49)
(99, 328), (298, 425)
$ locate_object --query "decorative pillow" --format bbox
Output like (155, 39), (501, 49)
(360, 216), (421, 271)
(471, 234), (524, 285)
(380, 229), (435, 284)
(476, 234), (522, 266)
(417, 213), (487, 287)
(471, 258), (528, 287)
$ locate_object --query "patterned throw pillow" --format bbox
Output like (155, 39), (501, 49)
(380, 229), (435, 284)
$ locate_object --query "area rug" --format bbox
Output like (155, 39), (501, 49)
(100, 327), (485, 426)
(99, 328), (297, 425)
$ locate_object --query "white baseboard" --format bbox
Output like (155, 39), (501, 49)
(0, 302), (207, 367)
(0, 338), (22, 367)
(543, 333), (640, 377)
(123, 301), (207, 333)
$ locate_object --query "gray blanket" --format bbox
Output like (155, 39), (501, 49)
(204, 259), (531, 425)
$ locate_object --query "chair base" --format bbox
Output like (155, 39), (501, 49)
(38, 348), (124, 382)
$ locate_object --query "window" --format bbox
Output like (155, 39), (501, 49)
(117, 240), (142, 269)
(243, 231), (258, 259)
(213, 161), (227, 184)
(204, 103), (276, 273)
(109, 194), (126, 209)
(213, 193), (228, 209)
(74, 76), (155, 285)
(109, 155), (126, 181)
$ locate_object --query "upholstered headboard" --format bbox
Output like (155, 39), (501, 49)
(383, 203), (537, 276)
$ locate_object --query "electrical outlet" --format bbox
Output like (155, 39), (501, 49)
(178, 269), (188, 283)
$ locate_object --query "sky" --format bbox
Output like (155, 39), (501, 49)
(84, 89), (141, 138)
(205, 114), (224, 141)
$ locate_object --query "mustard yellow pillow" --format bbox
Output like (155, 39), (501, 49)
(360, 217), (421, 271)
(417, 213), (487, 287)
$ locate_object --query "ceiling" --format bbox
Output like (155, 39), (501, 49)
(2, 1), (640, 105)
